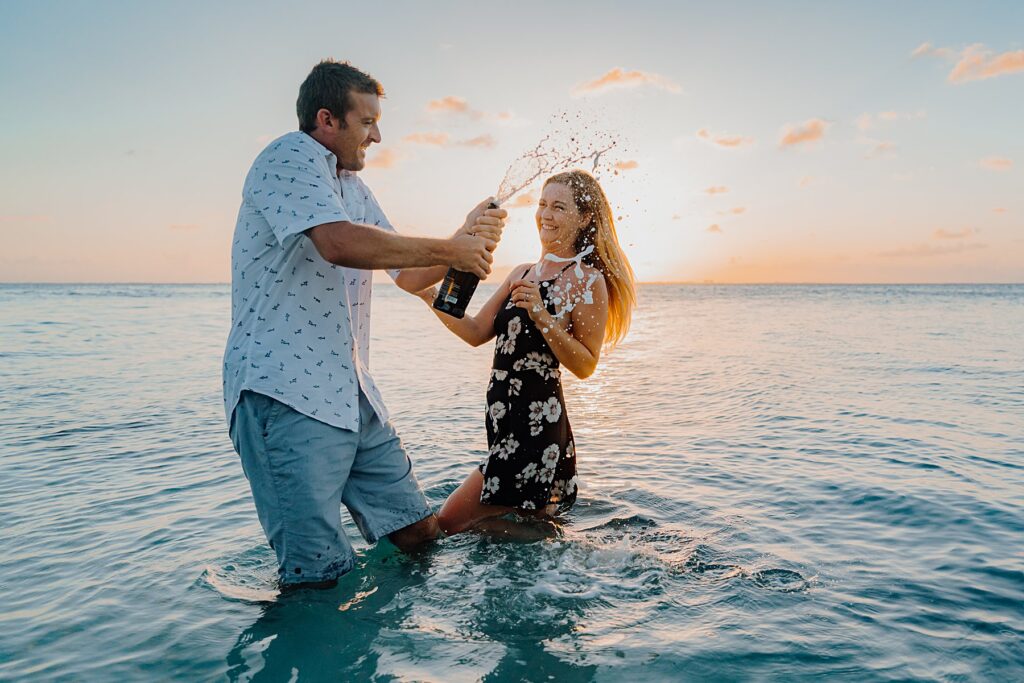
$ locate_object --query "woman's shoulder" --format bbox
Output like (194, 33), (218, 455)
(572, 262), (607, 287)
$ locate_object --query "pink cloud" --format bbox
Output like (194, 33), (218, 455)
(979, 157), (1013, 171)
(507, 192), (537, 209)
(797, 176), (814, 189)
(403, 132), (450, 145)
(949, 44), (1024, 84)
(780, 119), (827, 148)
(614, 160), (639, 171)
(426, 96), (470, 113)
(704, 185), (729, 195)
(933, 228), (980, 240)
(456, 134), (497, 149)
(878, 242), (987, 258)
(0, 214), (51, 223)
(573, 67), (682, 96)
(717, 207), (746, 216)
(993, 207), (1007, 214)
(696, 128), (754, 148)
(365, 148), (399, 169)
(706, 224), (722, 233)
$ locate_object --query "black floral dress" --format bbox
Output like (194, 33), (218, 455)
(479, 264), (578, 512)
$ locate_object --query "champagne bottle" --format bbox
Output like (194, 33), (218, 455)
(433, 202), (498, 318)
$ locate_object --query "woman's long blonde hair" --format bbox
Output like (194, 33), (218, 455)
(544, 169), (636, 347)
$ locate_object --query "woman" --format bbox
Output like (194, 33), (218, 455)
(418, 169), (636, 536)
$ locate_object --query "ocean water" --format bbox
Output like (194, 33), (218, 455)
(1, 283), (1022, 682)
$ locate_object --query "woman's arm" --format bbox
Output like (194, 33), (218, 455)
(510, 272), (609, 378)
(416, 266), (526, 347)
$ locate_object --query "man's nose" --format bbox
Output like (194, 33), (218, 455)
(369, 124), (382, 144)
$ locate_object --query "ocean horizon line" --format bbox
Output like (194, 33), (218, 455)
(2, 280), (1022, 287)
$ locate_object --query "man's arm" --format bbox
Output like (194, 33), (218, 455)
(307, 221), (496, 279)
(392, 204), (508, 293)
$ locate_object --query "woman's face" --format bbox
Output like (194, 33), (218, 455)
(536, 182), (589, 253)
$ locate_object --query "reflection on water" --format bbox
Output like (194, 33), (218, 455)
(1, 284), (1022, 680)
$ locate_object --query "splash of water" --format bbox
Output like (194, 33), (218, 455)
(494, 113), (619, 206)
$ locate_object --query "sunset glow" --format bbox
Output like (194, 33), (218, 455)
(0, 1), (1021, 283)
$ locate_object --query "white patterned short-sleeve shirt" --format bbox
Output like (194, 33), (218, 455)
(223, 131), (398, 431)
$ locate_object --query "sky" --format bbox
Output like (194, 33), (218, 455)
(0, 0), (1022, 283)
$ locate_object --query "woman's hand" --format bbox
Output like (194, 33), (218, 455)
(510, 280), (551, 327)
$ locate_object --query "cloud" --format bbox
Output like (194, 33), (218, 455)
(717, 207), (746, 216)
(507, 192), (537, 209)
(911, 42), (953, 60)
(456, 134), (497, 149)
(572, 67), (682, 96)
(780, 119), (827, 148)
(993, 207), (1007, 214)
(427, 96), (470, 114)
(797, 176), (814, 189)
(706, 224), (722, 233)
(614, 160), (639, 171)
(949, 44), (1024, 84)
(979, 156), (1012, 171)
(858, 110), (927, 130)
(878, 242), (987, 258)
(365, 148), (399, 169)
(704, 185), (729, 195)
(0, 214), (51, 223)
(403, 132), (450, 146)
(401, 132), (496, 149)
(933, 228), (980, 240)
(696, 128), (754, 148)
(863, 139), (897, 158)
(424, 96), (513, 122)
(915, 42), (1024, 84)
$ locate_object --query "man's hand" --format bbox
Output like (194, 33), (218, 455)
(447, 232), (496, 279)
(456, 198), (508, 248)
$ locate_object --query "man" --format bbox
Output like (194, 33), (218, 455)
(223, 59), (507, 589)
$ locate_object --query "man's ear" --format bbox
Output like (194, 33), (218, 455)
(316, 108), (339, 131)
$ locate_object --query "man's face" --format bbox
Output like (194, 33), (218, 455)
(327, 92), (382, 172)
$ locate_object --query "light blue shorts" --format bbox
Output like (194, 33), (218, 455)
(229, 389), (432, 585)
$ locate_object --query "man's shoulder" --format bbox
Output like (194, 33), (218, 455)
(253, 132), (324, 167)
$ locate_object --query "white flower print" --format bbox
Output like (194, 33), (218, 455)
(483, 476), (500, 494)
(565, 441), (575, 459)
(508, 377), (523, 397)
(565, 475), (578, 496)
(541, 396), (562, 423)
(489, 401), (506, 431)
(497, 317), (522, 355)
(512, 352), (558, 380)
(520, 500), (536, 511)
(516, 462), (538, 485)
(541, 444), (560, 469)
(537, 467), (555, 484)
(492, 369), (508, 381)
(489, 435), (520, 460)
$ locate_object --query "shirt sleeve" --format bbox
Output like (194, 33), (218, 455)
(244, 137), (351, 247)
(360, 179), (402, 282)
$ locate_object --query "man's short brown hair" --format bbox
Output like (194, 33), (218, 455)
(297, 60), (385, 133)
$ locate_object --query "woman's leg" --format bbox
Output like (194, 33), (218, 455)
(437, 470), (560, 541)
(437, 469), (513, 535)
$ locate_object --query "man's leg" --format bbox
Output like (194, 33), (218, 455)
(341, 391), (438, 552)
(230, 391), (359, 589)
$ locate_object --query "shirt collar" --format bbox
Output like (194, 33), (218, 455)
(299, 131), (360, 181)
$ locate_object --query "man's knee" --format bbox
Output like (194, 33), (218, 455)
(387, 514), (441, 551)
